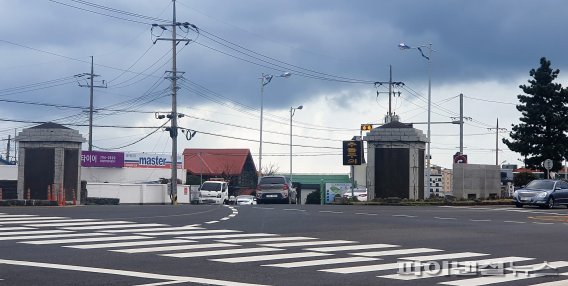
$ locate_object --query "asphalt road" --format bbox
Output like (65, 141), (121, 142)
(1, 204), (568, 286)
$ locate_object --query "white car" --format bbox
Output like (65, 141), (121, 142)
(343, 189), (368, 202)
(236, 195), (257, 205)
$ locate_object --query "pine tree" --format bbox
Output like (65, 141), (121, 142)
(503, 57), (568, 171)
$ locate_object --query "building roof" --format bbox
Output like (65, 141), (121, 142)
(30, 122), (70, 129)
(183, 149), (254, 176)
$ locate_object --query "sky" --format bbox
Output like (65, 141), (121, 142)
(2, 0), (568, 175)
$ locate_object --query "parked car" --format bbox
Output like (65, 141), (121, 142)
(343, 188), (368, 202)
(512, 179), (568, 208)
(236, 195), (257, 205)
(256, 176), (297, 204)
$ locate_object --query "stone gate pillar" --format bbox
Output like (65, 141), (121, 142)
(364, 120), (427, 200)
(15, 122), (85, 202)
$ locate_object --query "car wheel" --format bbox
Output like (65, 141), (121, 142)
(546, 197), (555, 209)
(514, 203), (523, 208)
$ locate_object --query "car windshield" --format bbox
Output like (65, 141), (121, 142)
(259, 177), (286, 185)
(200, 182), (221, 191)
(525, 180), (555, 190)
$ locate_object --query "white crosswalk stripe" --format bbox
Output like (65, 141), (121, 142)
(305, 244), (399, 252)
(0, 215), (37, 218)
(100, 226), (203, 233)
(112, 243), (238, 254)
(22, 235), (151, 245)
(177, 233), (278, 240)
(61, 223), (167, 231)
(352, 248), (442, 257)
(25, 220), (131, 227)
(5, 233), (110, 241)
(211, 252), (332, 263)
(320, 262), (402, 274)
(0, 227), (35, 231)
(398, 252), (489, 261)
(162, 247), (283, 258)
(64, 239), (192, 249)
(220, 237), (316, 244)
(258, 240), (356, 248)
(263, 257), (380, 268)
(1, 219), (96, 225)
(135, 229), (240, 236)
(0, 230), (72, 236)
(0, 216), (67, 221)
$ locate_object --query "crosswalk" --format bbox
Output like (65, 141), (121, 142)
(1, 212), (567, 286)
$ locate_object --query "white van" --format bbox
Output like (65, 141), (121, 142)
(198, 181), (229, 204)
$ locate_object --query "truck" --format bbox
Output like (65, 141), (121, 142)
(197, 180), (229, 204)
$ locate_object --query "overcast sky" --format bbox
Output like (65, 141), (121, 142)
(2, 0), (568, 175)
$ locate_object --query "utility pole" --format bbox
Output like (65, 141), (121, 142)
(76, 56), (106, 151)
(451, 93), (471, 155)
(152, 0), (191, 205)
(6, 135), (10, 163)
(374, 65), (403, 122)
(488, 118), (507, 165)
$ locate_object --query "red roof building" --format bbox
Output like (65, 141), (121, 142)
(182, 149), (258, 192)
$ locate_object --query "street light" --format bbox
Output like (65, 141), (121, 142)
(399, 42), (433, 199)
(290, 105), (303, 201)
(259, 72), (291, 177)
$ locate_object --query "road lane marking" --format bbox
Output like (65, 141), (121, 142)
(305, 244), (400, 252)
(532, 222), (555, 225)
(113, 243), (236, 254)
(379, 256), (534, 280)
(177, 233), (278, 240)
(205, 221), (219, 224)
(469, 219), (492, 222)
(284, 209), (306, 212)
(2, 219), (103, 225)
(434, 217), (457, 220)
(0, 214), (37, 218)
(259, 240), (356, 248)
(355, 213), (378, 216)
(101, 225), (202, 233)
(3, 233), (110, 241)
(439, 261), (568, 286)
(319, 211), (343, 214)
(25, 220), (130, 227)
(392, 215), (417, 218)
(22, 235), (151, 245)
(352, 248), (442, 257)
(64, 239), (191, 249)
(503, 220), (526, 224)
(220, 237), (316, 244)
(134, 229), (240, 236)
(0, 258), (269, 286)
(263, 257), (379, 268)
(61, 223), (167, 231)
(211, 252), (332, 263)
(399, 252), (488, 261)
(253, 207), (274, 210)
(0, 230), (72, 236)
(162, 247), (282, 258)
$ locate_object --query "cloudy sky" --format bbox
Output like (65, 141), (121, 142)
(2, 0), (568, 174)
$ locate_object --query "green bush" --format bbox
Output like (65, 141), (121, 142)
(305, 190), (321, 204)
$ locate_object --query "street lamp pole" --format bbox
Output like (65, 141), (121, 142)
(290, 105), (303, 185)
(258, 72), (291, 177)
(399, 42), (433, 199)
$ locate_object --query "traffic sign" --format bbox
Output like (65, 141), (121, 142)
(544, 159), (553, 170)
(360, 124), (373, 131)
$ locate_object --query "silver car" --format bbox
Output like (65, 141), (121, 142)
(256, 176), (297, 204)
(513, 179), (568, 208)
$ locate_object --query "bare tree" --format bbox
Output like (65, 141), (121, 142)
(262, 162), (280, 176)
